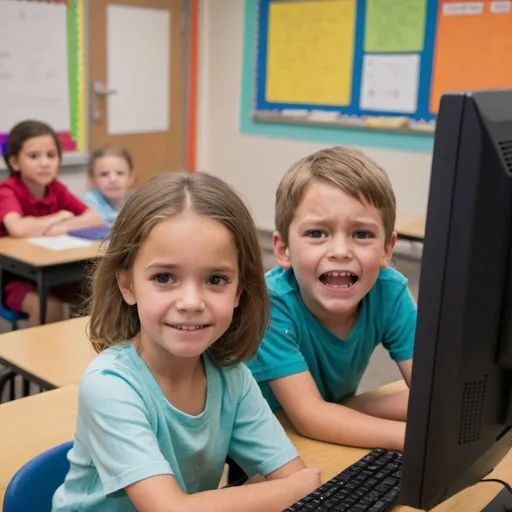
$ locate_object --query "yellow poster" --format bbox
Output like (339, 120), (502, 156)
(266, 0), (356, 106)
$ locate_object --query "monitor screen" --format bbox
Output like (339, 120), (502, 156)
(399, 89), (512, 510)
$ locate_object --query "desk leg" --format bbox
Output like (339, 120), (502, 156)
(37, 270), (47, 325)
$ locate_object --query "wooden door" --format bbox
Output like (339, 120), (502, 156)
(88, 0), (185, 187)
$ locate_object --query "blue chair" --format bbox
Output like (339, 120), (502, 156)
(0, 304), (28, 331)
(3, 441), (72, 512)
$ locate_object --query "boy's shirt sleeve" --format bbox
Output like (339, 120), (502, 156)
(83, 190), (102, 211)
(0, 185), (23, 224)
(79, 370), (173, 495)
(247, 291), (308, 382)
(382, 284), (417, 362)
(228, 365), (298, 477)
(54, 181), (88, 215)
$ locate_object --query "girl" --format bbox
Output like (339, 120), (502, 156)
(52, 172), (321, 511)
(83, 144), (134, 227)
(0, 120), (103, 325)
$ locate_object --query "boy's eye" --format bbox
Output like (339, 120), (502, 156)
(208, 275), (228, 285)
(353, 231), (374, 240)
(306, 230), (327, 239)
(152, 273), (173, 284)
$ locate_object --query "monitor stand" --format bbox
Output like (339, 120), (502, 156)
(482, 489), (512, 511)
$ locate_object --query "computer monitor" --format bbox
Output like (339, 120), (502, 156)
(399, 89), (512, 510)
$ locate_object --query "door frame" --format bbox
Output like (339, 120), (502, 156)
(84, 0), (198, 172)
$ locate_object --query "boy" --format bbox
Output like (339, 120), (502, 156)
(248, 146), (416, 452)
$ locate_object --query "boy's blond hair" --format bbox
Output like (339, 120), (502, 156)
(275, 146), (396, 244)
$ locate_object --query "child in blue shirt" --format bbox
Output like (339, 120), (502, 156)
(52, 172), (320, 511)
(83, 144), (134, 226)
(246, 146), (416, 453)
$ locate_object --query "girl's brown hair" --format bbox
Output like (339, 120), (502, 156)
(88, 171), (269, 366)
(87, 144), (134, 177)
(3, 120), (62, 177)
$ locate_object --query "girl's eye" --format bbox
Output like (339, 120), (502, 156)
(208, 275), (228, 285)
(306, 230), (327, 239)
(354, 231), (374, 240)
(152, 273), (173, 284)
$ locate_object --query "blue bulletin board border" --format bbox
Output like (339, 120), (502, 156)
(255, 0), (439, 123)
(240, 0), (435, 153)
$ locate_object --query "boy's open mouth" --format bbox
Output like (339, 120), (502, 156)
(319, 271), (359, 289)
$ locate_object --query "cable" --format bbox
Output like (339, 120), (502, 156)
(480, 478), (512, 494)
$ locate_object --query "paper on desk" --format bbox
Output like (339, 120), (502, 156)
(28, 235), (94, 251)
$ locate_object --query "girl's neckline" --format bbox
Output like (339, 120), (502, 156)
(127, 342), (212, 426)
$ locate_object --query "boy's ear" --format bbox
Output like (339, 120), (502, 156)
(380, 231), (398, 268)
(116, 271), (136, 305)
(273, 231), (292, 268)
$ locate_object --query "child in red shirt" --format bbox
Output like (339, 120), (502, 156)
(0, 120), (103, 325)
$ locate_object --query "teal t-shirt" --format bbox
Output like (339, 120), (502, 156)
(246, 266), (417, 411)
(52, 343), (298, 511)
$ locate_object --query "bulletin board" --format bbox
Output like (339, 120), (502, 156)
(0, 0), (86, 153)
(254, 0), (512, 132)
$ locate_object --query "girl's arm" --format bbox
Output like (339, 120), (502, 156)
(42, 208), (104, 236)
(2, 210), (74, 238)
(125, 467), (321, 512)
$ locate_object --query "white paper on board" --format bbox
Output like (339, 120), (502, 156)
(360, 54), (420, 114)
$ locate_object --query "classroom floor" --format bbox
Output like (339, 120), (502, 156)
(0, 238), (422, 399)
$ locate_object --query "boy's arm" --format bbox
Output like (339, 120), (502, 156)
(125, 468), (321, 512)
(270, 371), (406, 451)
(2, 210), (74, 238)
(397, 359), (413, 386)
(42, 208), (104, 236)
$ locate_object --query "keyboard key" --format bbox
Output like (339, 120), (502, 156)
(382, 477), (399, 487)
(287, 448), (402, 510)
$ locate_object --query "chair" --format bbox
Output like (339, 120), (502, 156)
(3, 441), (72, 512)
(0, 304), (28, 331)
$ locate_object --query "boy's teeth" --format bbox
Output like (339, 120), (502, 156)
(175, 325), (202, 330)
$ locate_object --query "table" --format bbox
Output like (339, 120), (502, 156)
(0, 316), (94, 390)
(279, 381), (512, 511)
(0, 385), (79, 508)
(0, 237), (103, 324)
(395, 212), (426, 242)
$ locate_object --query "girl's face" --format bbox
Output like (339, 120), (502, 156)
(118, 210), (241, 363)
(9, 135), (60, 189)
(91, 155), (133, 203)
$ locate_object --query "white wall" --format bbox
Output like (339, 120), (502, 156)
(197, 0), (433, 232)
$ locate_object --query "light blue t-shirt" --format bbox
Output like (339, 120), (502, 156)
(246, 266), (417, 411)
(52, 343), (298, 511)
(83, 189), (123, 227)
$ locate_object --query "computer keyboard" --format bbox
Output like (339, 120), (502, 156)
(285, 448), (402, 512)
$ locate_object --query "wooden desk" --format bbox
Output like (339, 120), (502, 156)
(0, 237), (103, 324)
(1, 380), (510, 511)
(280, 381), (512, 511)
(0, 316), (94, 389)
(0, 384), (79, 508)
(395, 212), (426, 242)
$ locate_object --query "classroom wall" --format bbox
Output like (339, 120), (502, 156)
(196, 0), (433, 232)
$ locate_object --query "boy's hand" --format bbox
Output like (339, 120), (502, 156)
(287, 467), (322, 499)
(56, 210), (75, 222)
(43, 222), (69, 237)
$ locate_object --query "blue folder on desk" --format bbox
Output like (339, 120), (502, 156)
(68, 226), (110, 240)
